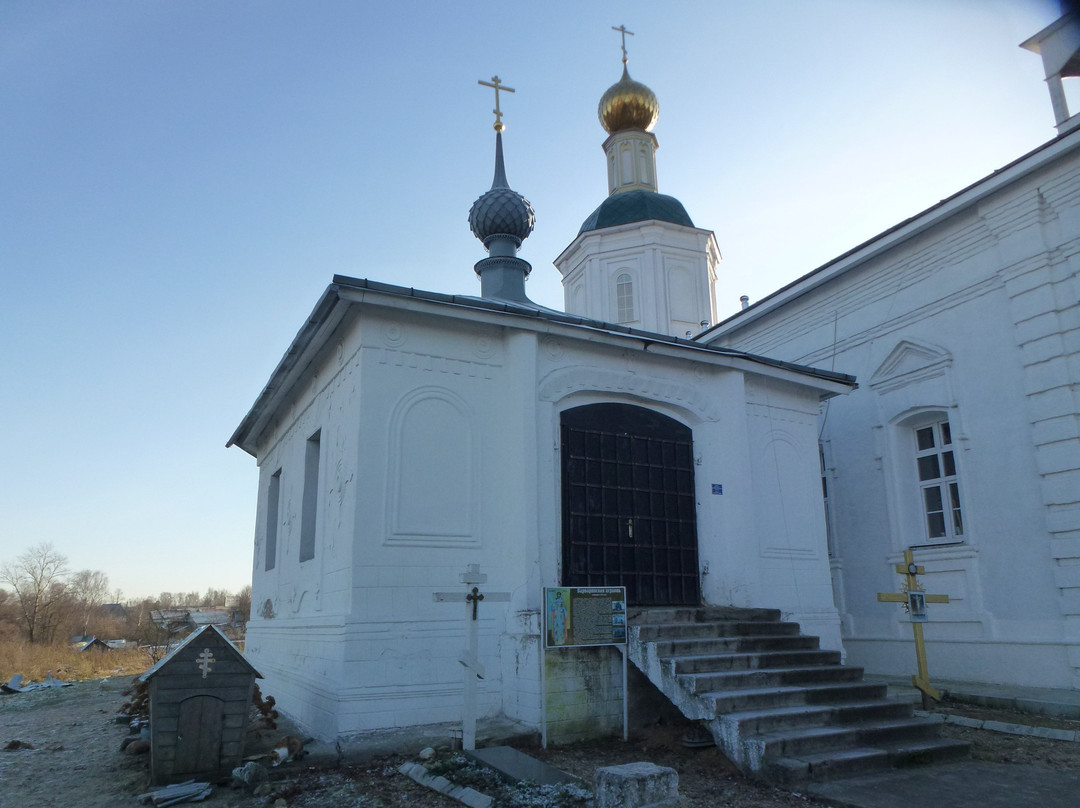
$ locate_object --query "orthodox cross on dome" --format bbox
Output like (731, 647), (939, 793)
(612, 24), (634, 64)
(478, 75), (515, 132)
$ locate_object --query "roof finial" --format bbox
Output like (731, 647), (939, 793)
(612, 24), (634, 65)
(478, 75), (515, 132)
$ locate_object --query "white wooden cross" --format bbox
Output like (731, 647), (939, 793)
(433, 564), (510, 750)
(196, 648), (215, 679)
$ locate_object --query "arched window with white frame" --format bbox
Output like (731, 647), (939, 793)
(616, 273), (635, 323)
(912, 417), (964, 543)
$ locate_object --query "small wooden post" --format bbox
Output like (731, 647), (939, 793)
(877, 549), (950, 708)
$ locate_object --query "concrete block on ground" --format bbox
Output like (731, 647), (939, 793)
(466, 746), (578, 785)
(594, 761), (681, 808)
(397, 762), (493, 808)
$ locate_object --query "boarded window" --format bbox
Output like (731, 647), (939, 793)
(265, 470), (281, 571)
(300, 431), (320, 562)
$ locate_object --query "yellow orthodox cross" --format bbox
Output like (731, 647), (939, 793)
(478, 75), (514, 132)
(877, 549), (949, 705)
(612, 24), (634, 64)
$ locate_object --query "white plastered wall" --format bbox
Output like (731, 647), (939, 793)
(244, 298), (844, 740)
(708, 144), (1080, 688)
(556, 221), (719, 338)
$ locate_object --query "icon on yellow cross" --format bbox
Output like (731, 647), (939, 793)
(877, 549), (950, 704)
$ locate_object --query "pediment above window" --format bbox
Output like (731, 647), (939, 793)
(869, 340), (953, 393)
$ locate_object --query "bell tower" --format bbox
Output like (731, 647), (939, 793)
(1021, 13), (1080, 135)
(555, 27), (719, 338)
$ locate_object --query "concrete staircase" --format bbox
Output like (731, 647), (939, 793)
(628, 606), (968, 782)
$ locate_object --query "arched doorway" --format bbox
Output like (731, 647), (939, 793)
(561, 403), (700, 606)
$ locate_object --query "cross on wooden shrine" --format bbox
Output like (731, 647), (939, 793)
(877, 549), (950, 705)
(477, 76), (515, 132)
(612, 24), (634, 64)
(433, 564), (510, 750)
(196, 648), (215, 679)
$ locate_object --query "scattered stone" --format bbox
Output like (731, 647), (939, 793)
(398, 761), (493, 808)
(1, 673), (71, 694)
(273, 799), (287, 808)
(137, 781), (212, 805)
(680, 723), (715, 748)
(253, 783), (273, 798)
(419, 746), (436, 760)
(124, 739), (151, 756)
(594, 761), (682, 808)
(231, 760), (270, 788)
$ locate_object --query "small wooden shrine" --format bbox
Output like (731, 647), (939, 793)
(140, 624), (262, 784)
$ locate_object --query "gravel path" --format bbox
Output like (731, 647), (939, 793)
(2, 677), (1078, 808)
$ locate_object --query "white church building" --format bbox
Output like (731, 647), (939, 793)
(707, 14), (1080, 691)
(230, 14), (1080, 745)
(229, 62), (852, 741)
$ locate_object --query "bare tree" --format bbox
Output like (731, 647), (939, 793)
(0, 543), (70, 643)
(70, 569), (110, 635)
(235, 585), (252, 622)
(0, 587), (20, 639)
(201, 587), (229, 607)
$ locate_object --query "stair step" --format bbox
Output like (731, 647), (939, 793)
(769, 746), (892, 781)
(682, 665), (863, 694)
(630, 606), (783, 624)
(722, 700), (913, 735)
(635, 620), (802, 641)
(770, 737), (970, 782)
(881, 737), (971, 766)
(626, 605), (967, 781)
(653, 634), (821, 657)
(669, 649), (841, 674)
(701, 682), (890, 714)
(753, 717), (943, 760)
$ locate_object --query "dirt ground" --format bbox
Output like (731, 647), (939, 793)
(1, 677), (1078, 808)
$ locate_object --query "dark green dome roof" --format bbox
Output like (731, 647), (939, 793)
(578, 189), (694, 234)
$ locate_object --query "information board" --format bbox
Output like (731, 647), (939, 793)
(543, 586), (627, 648)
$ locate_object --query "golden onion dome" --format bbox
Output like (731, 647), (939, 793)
(598, 66), (659, 134)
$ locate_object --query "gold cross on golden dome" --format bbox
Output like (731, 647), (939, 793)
(612, 24), (634, 64)
(478, 75), (515, 132)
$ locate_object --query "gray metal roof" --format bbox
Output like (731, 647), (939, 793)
(227, 274), (856, 456)
(705, 127), (1080, 336)
(140, 624), (261, 682)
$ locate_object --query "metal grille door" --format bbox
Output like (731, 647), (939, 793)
(561, 404), (700, 606)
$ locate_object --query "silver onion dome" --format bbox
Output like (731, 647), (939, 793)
(468, 131), (535, 248)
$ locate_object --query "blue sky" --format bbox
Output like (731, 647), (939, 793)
(0, 0), (1063, 599)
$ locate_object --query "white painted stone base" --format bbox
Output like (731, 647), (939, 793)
(543, 646), (625, 744)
